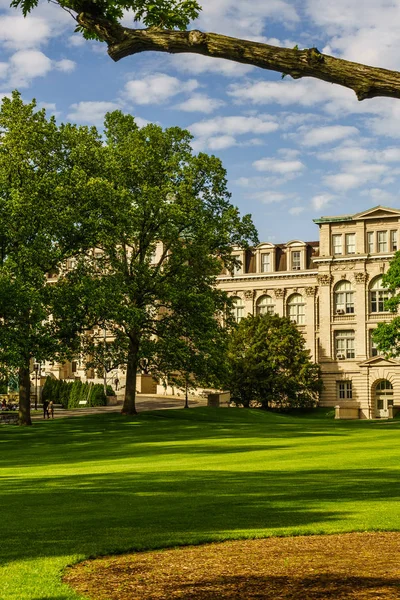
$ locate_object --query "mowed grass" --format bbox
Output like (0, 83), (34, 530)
(1, 407), (400, 600)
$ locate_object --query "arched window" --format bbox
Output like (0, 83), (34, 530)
(231, 296), (244, 323)
(287, 293), (305, 325)
(334, 280), (354, 314)
(256, 295), (275, 316)
(370, 277), (390, 313)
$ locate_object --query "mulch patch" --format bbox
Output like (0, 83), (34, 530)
(64, 532), (400, 599)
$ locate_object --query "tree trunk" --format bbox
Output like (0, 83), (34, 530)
(77, 14), (400, 101)
(184, 380), (189, 409)
(122, 335), (140, 415)
(18, 364), (32, 426)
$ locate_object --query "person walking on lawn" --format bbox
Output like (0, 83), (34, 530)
(43, 399), (50, 419)
(48, 400), (54, 419)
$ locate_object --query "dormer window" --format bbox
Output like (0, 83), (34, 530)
(260, 253), (270, 273)
(292, 251), (301, 270)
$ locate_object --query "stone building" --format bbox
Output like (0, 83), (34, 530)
(46, 205), (400, 418)
(217, 205), (400, 419)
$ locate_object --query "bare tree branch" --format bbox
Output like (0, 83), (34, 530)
(76, 13), (400, 101)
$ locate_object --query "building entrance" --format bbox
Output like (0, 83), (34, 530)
(375, 380), (393, 418)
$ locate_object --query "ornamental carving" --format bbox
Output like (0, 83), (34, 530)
(354, 272), (369, 284)
(244, 290), (254, 300)
(274, 288), (285, 298)
(317, 274), (332, 286)
(305, 286), (317, 296)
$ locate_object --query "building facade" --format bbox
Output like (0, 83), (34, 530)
(217, 206), (400, 419)
(46, 205), (400, 418)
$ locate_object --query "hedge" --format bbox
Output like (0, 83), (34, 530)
(41, 377), (108, 409)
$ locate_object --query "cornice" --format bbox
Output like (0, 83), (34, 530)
(217, 271), (318, 283)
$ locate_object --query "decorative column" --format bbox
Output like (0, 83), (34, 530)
(354, 271), (369, 360)
(317, 273), (333, 359)
(305, 286), (318, 361)
(243, 289), (255, 317)
(274, 288), (286, 317)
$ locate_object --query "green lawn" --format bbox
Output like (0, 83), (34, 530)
(1, 407), (400, 600)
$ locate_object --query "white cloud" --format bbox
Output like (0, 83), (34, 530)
(169, 54), (253, 77)
(189, 115), (278, 138)
(324, 163), (389, 191)
(67, 101), (123, 125)
(0, 15), (50, 50)
(311, 194), (335, 210)
(9, 50), (52, 87)
(68, 34), (86, 47)
(54, 59), (75, 73)
(253, 157), (305, 174)
(174, 94), (225, 113)
(123, 73), (199, 105)
(289, 206), (305, 215)
(207, 135), (236, 150)
(300, 125), (359, 146)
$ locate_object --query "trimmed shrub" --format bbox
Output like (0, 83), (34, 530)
(106, 385), (115, 396)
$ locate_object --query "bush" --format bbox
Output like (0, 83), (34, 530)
(40, 376), (107, 408)
(88, 384), (107, 407)
(106, 385), (115, 396)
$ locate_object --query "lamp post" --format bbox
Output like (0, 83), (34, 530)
(33, 362), (40, 411)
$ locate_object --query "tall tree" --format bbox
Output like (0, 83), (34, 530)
(11, 0), (400, 101)
(0, 92), (104, 425)
(227, 313), (323, 410)
(53, 111), (257, 415)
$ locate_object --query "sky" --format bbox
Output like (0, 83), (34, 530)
(1, 0), (400, 243)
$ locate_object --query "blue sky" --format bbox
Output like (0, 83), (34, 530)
(1, 0), (400, 243)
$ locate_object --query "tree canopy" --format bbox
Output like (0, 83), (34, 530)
(0, 92), (105, 425)
(227, 313), (322, 411)
(52, 110), (257, 415)
(10, 0), (400, 101)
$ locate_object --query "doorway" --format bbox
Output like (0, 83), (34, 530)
(375, 379), (393, 418)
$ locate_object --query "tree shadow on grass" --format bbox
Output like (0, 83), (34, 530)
(1, 466), (400, 565)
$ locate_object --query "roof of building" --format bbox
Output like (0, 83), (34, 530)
(313, 205), (400, 224)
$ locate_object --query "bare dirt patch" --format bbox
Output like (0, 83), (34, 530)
(64, 532), (400, 599)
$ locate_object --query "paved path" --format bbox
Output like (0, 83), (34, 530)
(33, 395), (208, 420)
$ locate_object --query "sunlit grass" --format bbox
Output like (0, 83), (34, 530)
(1, 407), (400, 599)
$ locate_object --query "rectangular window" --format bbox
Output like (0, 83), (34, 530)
(378, 231), (388, 253)
(292, 251), (301, 270)
(345, 233), (356, 254)
(337, 381), (352, 399)
(335, 330), (355, 359)
(367, 232), (374, 254)
(260, 253), (270, 273)
(332, 234), (342, 255)
(369, 331), (378, 357)
(391, 230), (398, 252)
(233, 258), (242, 275)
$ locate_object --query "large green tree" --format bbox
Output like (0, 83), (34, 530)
(0, 92), (104, 425)
(371, 265), (400, 357)
(53, 111), (257, 415)
(11, 0), (400, 101)
(227, 313), (322, 410)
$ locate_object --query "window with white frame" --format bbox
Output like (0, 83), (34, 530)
(377, 231), (388, 253)
(260, 253), (270, 273)
(345, 233), (355, 254)
(233, 258), (243, 276)
(291, 251), (301, 270)
(256, 295), (275, 315)
(337, 381), (353, 399)
(231, 296), (244, 322)
(370, 277), (390, 313)
(332, 234), (342, 255)
(334, 280), (354, 314)
(367, 231), (374, 254)
(369, 330), (378, 357)
(287, 293), (305, 325)
(335, 330), (355, 359)
(391, 230), (398, 252)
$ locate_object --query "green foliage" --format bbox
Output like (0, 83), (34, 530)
(11, 0), (202, 40)
(52, 110), (257, 413)
(106, 385), (115, 396)
(40, 376), (107, 408)
(373, 256), (400, 356)
(227, 313), (323, 410)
